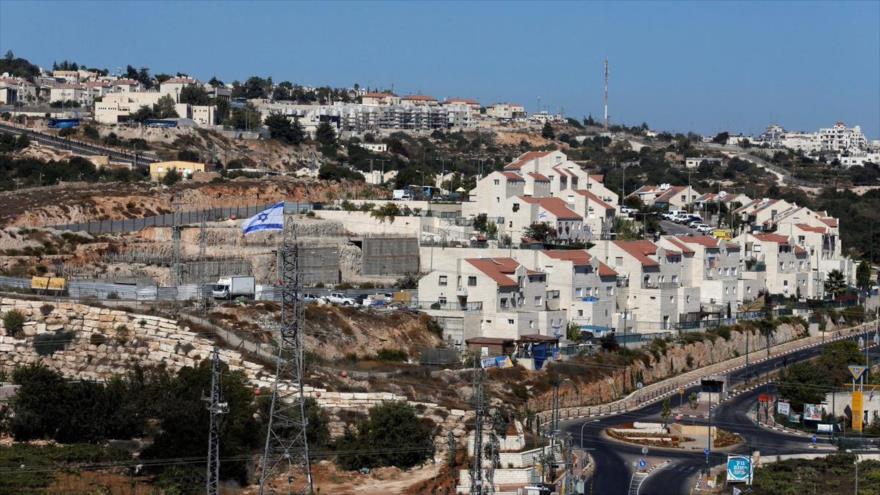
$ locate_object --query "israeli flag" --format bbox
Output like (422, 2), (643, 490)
(242, 202), (285, 235)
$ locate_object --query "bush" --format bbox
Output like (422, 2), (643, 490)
(335, 401), (434, 470)
(89, 333), (108, 346)
(39, 304), (54, 316)
(3, 310), (26, 338)
(375, 348), (408, 362)
(33, 330), (74, 355)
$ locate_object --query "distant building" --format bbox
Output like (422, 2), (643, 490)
(361, 92), (400, 106)
(485, 102), (526, 121)
(685, 156), (724, 169)
(149, 161), (206, 181)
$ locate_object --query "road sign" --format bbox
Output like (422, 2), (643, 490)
(849, 365), (868, 381)
(641, 447), (649, 455)
(704, 448), (710, 457)
(638, 458), (647, 470)
(811, 434), (817, 444)
(679, 387), (685, 395)
(727, 455), (753, 483)
(637, 382), (643, 389)
(817, 424), (834, 433)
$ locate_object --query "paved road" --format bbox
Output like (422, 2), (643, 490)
(0, 122), (158, 167)
(564, 334), (874, 494)
(659, 220), (700, 236)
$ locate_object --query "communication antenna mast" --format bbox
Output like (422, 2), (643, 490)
(205, 346), (228, 495)
(603, 58), (609, 131)
(469, 357), (485, 495)
(259, 216), (313, 494)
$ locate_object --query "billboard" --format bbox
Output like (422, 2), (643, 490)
(803, 404), (824, 421)
(777, 401), (790, 416)
(727, 455), (752, 483)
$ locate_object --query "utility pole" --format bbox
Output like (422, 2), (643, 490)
(259, 222), (313, 494)
(171, 198), (183, 287)
(603, 58), (609, 131)
(470, 356), (484, 495)
(199, 209), (208, 316)
(205, 346), (228, 495)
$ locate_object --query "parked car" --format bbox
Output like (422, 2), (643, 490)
(672, 213), (691, 224)
(696, 224), (713, 234)
(326, 292), (357, 305)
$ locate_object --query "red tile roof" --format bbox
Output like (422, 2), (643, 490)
(664, 236), (696, 255)
(590, 174), (605, 183)
(629, 185), (658, 196)
(501, 171), (524, 182)
(504, 151), (551, 170)
(753, 233), (789, 244)
(820, 218), (839, 228)
(403, 94), (437, 101)
(794, 246), (808, 257)
(520, 196), (582, 220)
(655, 186), (688, 203)
(795, 223), (827, 234)
(446, 97), (479, 105)
(528, 172), (550, 182)
(574, 189), (614, 210)
(542, 250), (617, 276)
(613, 240), (661, 267)
(676, 235), (722, 249)
(363, 92), (397, 98)
(466, 258), (521, 287)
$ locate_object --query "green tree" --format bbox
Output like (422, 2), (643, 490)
(225, 103), (261, 130)
(525, 222), (557, 243)
(825, 269), (847, 299)
(315, 121), (337, 148)
(856, 260), (872, 292)
(162, 168), (181, 186)
(265, 113), (304, 145)
(2, 309), (25, 338)
(178, 84), (211, 105)
(661, 398), (671, 426)
(712, 132), (729, 145)
(541, 121), (555, 139)
(335, 401), (433, 470)
(154, 94), (178, 119)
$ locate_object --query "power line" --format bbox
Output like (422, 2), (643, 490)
(204, 346), (228, 495)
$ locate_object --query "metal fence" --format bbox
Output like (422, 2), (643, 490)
(49, 202), (314, 234)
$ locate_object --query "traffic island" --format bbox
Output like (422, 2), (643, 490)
(605, 422), (743, 451)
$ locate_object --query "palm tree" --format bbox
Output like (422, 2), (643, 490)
(825, 269), (846, 300)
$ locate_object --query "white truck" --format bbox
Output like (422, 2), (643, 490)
(212, 276), (256, 299)
(392, 189), (412, 201)
(325, 292), (357, 306)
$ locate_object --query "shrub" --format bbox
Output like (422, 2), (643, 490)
(89, 333), (107, 346)
(39, 304), (54, 316)
(375, 348), (408, 362)
(33, 330), (75, 356)
(3, 310), (26, 338)
(335, 401), (433, 470)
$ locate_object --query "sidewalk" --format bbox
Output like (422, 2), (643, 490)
(551, 321), (876, 423)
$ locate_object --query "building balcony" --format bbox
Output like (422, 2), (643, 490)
(414, 301), (482, 312)
(641, 282), (680, 290)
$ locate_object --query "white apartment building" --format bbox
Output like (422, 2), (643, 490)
(538, 250), (618, 335)
(659, 236), (740, 309)
(502, 195), (585, 243)
(361, 92), (400, 106)
(735, 198), (796, 229)
(628, 184), (701, 209)
(737, 233), (810, 299)
(818, 122), (867, 153)
(94, 91), (163, 123)
(0, 77), (37, 104)
(485, 102), (527, 121)
(417, 257), (566, 347)
(49, 84), (89, 106)
(445, 97), (481, 112)
(560, 189), (616, 241)
(589, 240), (700, 335)
(401, 94), (439, 107)
(502, 150), (619, 206)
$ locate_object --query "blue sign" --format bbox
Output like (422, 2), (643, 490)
(811, 435), (817, 444)
(727, 455), (752, 483)
(638, 458), (647, 470)
(704, 448), (710, 457)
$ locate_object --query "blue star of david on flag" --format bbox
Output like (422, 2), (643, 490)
(242, 202), (285, 235)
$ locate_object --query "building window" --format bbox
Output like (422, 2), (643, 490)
(468, 276), (477, 286)
(686, 295), (691, 303)
(578, 309), (584, 316)
(615, 257), (623, 266)
(439, 296), (447, 304)
(575, 288), (582, 297)
(494, 179), (500, 185)
(508, 319), (515, 325)
(534, 296), (542, 307)
(439, 275), (447, 286)
(500, 298), (508, 308)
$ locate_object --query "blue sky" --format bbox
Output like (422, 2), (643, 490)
(1, 1), (878, 137)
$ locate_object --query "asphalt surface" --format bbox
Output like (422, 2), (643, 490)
(564, 333), (878, 495)
(659, 219), (701, 236)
